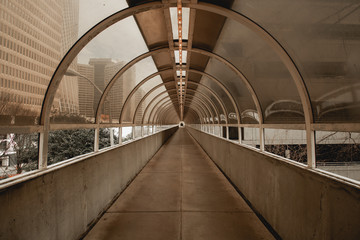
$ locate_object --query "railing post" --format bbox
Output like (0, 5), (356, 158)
(226, 125), (229, 140)
(38, 130), (48, 169)
(259, 126), (265, 151)
(238, 126), (242, 144)
(110, 128), (114, 146)
(119, 127), (122, 144)
(307, 129), (316, 168)
(94, 127), (99, 152)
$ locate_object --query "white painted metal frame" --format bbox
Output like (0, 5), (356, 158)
(10, 1), (357, 173)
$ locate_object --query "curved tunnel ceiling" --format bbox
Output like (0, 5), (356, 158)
(1, 0), (358, 130)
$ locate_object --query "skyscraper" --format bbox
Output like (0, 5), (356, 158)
(79, 58), (138, 123)
(0, 0), (79, 124)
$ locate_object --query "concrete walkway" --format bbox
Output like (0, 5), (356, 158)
(84, 129), (275, 240)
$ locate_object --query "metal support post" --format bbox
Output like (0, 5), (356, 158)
(38, 130), (48, 170)
(226, 125), (229, 140)
(110, 128), (114, 146)
(238, 126), (242, 144)
(307, 129), (316, 168)
(119, 127), (122, 144)
(259, 126), (265, 151)
(94, 127), (99, 152)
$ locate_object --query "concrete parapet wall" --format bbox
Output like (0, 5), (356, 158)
(0, 127), (177, 240)
(187, 127), (360, 240)
(318, 165), (360, 181)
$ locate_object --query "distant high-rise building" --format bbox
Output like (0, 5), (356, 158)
(88, 58), (113, 116)
(77, 64), (95, 119)
(0, 0), (79, 123)
(79, 58), (139, 123)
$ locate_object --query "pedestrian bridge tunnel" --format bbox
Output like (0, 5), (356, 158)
(0, 1), (359, 239)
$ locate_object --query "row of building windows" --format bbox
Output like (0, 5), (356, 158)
(0, 27), (60, 63)
(0, 61), (51, 86)
(0, 63), (48, 86)
(11, 0), (62, 30)
(1, 0), (62, 25)
(0, 1), (62, 43)
(0, 90), (42, 106)
(0, 45), (56, 78)
(0, 13), (60, 58)
(0, 78), (46, 96)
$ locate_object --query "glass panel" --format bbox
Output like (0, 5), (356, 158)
(197, 74), (236, 123)
(0, 133), (38, 180)
(134, 126), (142, 139)
(174, 50), (187, 64)
(186, 83), (225, 121)
(0, 1), (62, 125)
(48, 129), (94, 165)
(242, 127), (260, 148)
(204, 57), (257, 124)
(214, 125), (221, 137)
(118, 57), (159, 124)
(316, 131), (360, 182)
(0, 1), (131, 126)
(213, 18), (304, 124)
(143, 126), (148, 136)
(124, 75), (165, 124)
(228, 127), (239, 141)
(99, 128), (119, 149)
(143, 92), (174, 124)
(170, 7), (190, 40)
(187, 91), (215, 120)
(232, 1), (360, 123)
(264, 128), (307, 164)
(188, 101), (207, 123)
(121, 127), (133, 143)
(79, 0), (128, 37)
(152, 102), (174, 125)
(112, 127), (120, 145)
(49, 16), (149, 124)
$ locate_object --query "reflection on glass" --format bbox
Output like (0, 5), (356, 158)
(232, 0), (360, 123)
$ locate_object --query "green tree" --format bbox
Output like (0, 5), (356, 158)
(48, 128), (118, 164)
(13, 134), (38, 173)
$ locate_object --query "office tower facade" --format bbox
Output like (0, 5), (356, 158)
(79, 58), (138, 123)
(77, 64), (95, 119)
(0, 0), (79, 124)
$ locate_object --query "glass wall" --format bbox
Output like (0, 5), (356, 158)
(264, 128), (307, 164)
(0, 133), (38, 179)
(316, 131), (360, 182)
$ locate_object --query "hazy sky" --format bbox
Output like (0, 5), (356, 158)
(77, 0), (149, 64)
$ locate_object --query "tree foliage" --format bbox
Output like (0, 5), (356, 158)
(48, 128), (118, 164)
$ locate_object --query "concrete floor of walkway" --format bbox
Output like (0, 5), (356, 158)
(84, 129), (275, 240)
